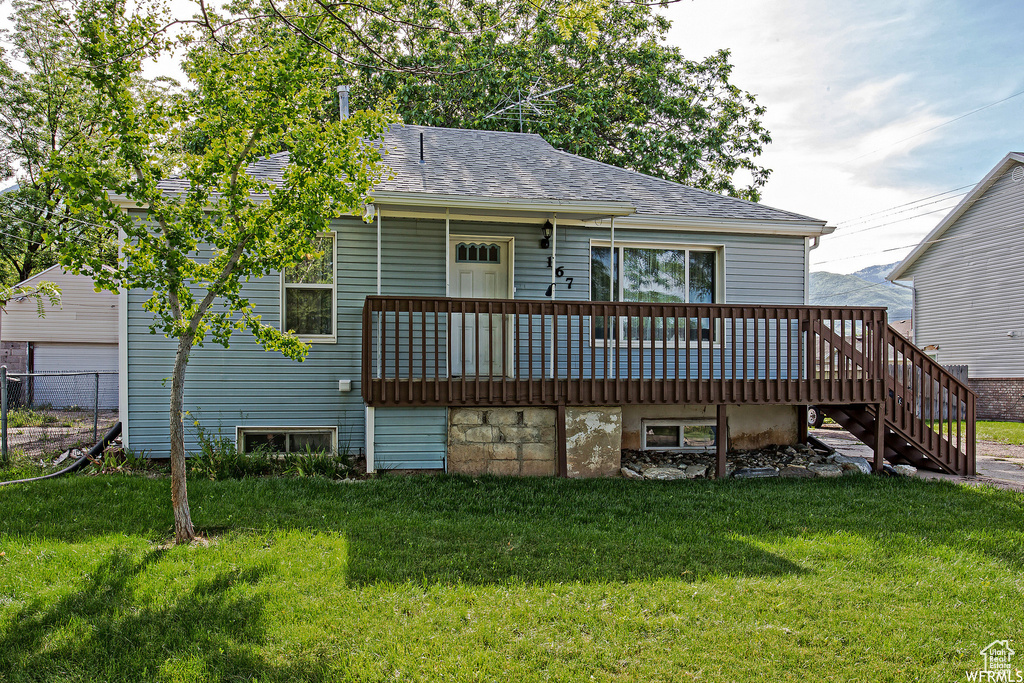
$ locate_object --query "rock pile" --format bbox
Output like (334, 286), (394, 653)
(619, 445), (918, 481)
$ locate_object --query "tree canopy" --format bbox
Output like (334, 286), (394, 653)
(346, 1), (772, 201)
(0, 0), (120, 285)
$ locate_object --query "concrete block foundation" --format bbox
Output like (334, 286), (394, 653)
(448, 407), (557, 477)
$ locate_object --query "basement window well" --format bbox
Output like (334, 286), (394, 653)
(237, 427), (337, 454)
(642, 419), (717, 451)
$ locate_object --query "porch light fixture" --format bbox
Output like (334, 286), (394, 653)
(540, 220), (553, 249)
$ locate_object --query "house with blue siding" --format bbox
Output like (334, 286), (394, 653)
(118, 125), (976, 477)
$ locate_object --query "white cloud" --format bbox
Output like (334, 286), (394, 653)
(661, 0), (1021, 273)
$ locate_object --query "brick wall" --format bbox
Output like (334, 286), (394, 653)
(0, 341), (28, 374)
(968, 378), (1024, 422)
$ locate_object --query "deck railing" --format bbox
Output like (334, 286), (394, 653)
(885, 326), (976, 474)
(361, 296), (888, 408)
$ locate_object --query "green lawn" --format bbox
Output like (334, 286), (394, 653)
(977, 421), (1024, 445)
(1, 474), (1022, 681)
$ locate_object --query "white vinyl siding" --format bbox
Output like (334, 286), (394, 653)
(125, 215), (809, 459)
(1, 267), (117, 344)
(901, 163), (1024, 377)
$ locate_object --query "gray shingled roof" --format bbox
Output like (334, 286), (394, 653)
(160, 124), (821, 223)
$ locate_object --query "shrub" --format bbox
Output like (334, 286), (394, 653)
(189, 422), (355, 481)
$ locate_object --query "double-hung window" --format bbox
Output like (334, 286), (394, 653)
(282, 234), (336, 341)
(590, 244), (718, 343)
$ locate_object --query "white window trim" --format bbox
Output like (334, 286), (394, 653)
(588, 239), (725, 348)
(235, 425), (339, 454)
(641, 418), (717, 451)
(280, 232), (337, 343)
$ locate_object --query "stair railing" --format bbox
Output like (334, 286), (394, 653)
(885, 326), (976, 475)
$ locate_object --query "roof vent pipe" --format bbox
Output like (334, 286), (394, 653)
(337, 85), (350, 121)
(420, 132), (424, 164)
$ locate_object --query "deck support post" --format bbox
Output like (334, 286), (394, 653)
(872, 402), (885, 473)
(556, 404), (568, 478)
(797, 405), (808, 444)
(716, 404), (727, 479)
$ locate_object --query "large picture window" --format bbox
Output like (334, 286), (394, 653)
(282, 234), (335, 340)
(591, 244), (718, 342)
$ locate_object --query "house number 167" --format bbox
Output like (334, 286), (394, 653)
(544, 260), (573, 296)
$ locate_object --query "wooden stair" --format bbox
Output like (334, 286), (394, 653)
(816, 325), (976, 475)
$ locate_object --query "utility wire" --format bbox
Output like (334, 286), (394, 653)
(813, 230), (979, 267)
(832, 167), (1016, 236)
(846, 87), (1024, 163)
(825, 167), (1024, 243)
(826, 202), (963, 240)
(5, 196), (115, 232)
(834, 182), (977, 226)
(811, 279), (904, 301)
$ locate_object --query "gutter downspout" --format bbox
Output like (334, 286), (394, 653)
(610, 217), (615, 374)
(549, 214), (557, 379)
(367, 208), (382, 474)
(889, 279), (914, 344)
(444, 209), (450, 474)
(805, 236), (820, 305)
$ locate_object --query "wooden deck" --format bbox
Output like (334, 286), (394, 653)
(361, 296), (975, 475)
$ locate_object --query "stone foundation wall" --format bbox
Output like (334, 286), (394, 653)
(448, 407), (557, 476)
(0, 341), (28, 374)
(968, 378), (1024, 421)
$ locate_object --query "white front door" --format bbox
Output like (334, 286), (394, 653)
(450, 239), (511, 376)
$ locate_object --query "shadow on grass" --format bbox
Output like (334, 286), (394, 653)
(0, 548), (282, 681)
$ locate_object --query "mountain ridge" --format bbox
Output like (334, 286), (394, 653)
(809, 262), (911, 320)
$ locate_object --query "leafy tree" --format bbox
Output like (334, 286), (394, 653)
(0, 281), (61, 316)
(348, 2), (771, 200)
(52, 0), (395, 543)
(0, 0), (118, 285)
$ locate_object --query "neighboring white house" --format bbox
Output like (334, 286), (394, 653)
(0, 265), (119, 410)
(889, 151), (1024, 421)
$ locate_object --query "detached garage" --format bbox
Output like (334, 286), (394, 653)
(0, 266), (119, 411)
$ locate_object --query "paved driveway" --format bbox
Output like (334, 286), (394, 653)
(811, 426), (1024, 492)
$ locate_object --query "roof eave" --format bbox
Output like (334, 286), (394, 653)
(600, 213), (833, 237)
(888, 152), (1024, 281)
(370, 191), (636, 218)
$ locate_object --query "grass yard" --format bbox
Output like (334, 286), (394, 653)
(977, 420), (1024, 445)
(0, 474), (1022, 682)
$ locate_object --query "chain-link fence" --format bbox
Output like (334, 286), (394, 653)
(1, 368), (118, 464)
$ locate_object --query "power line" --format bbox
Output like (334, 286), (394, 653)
(0, 217), (48, 245)
(826, 202), (962, 240)
(825, 166), (1024, 243)
(846, 87), (1024, 164)
(5, 196), (115, 232)
(0, 209), (85, 244)
(813, 230), (979, 267)
(834, 182), (977, 226)
(831, 167), (1016, 238)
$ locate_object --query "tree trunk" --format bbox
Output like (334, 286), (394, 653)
(169, 334), (196, 544)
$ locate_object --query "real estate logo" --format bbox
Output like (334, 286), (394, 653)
(967, 640), (1022, 682)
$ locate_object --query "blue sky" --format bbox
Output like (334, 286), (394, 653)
(665, 0), (1024, 272)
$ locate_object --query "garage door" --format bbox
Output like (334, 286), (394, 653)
(31, 343), (118, 410)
